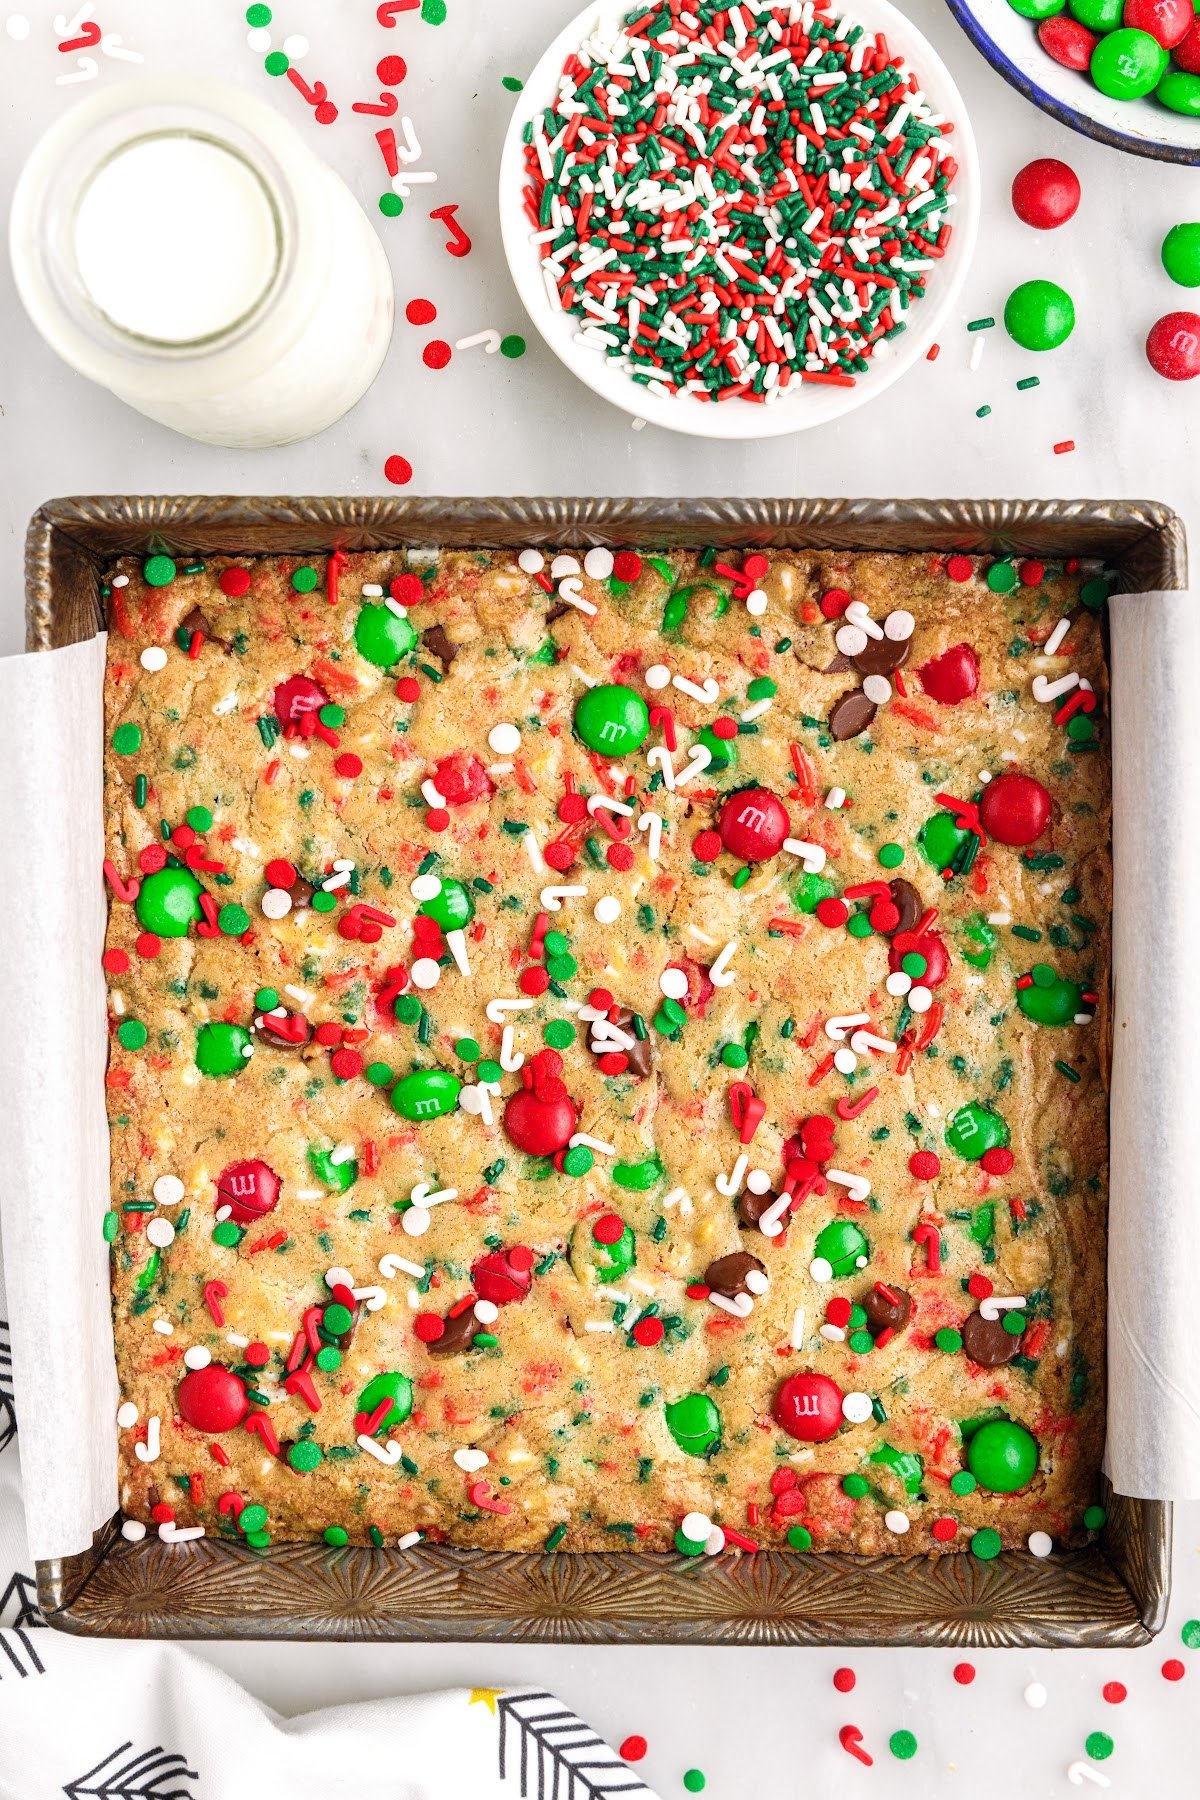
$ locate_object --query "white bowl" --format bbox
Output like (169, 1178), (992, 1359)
(945, 0), (1200, 166)
(498, 0), (980, 438)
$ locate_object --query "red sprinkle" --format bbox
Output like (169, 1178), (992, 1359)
(820, 588), (851, 619)
(1163, 1659), (1186, 1681)
(632, 1316), (665, 1346)
(933, 1517), (958, 1542)
(384, 454), (414, 486)
(406, 297), (437, 325)
(909, 1150), (941, 1180)
(815, 897), (849, 928)
(1102, 1681), (1126, 1704)
(265, 859), (297, 888)
(833, 1667), (856, 1693)
(953, 1660), (975, 1683)
(946, 554), (973, 582)
(390, 574), (425, 607)
(334, 753), (364, 778)
(980, 1147), (1014, 1176)
(519, 966), (551, 996)
(396, 676), (421, 701)
(102, 948), (130, 973)
(692, 829), (722, 863)
(613, 550), (643, 583)
(422, 339), (453, 370)
(135, 932), (162, 959)
(219, 567), (252, 597)
(620, 1737), (648, 1762)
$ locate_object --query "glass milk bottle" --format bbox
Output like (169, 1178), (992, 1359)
(9, 75), (394, 448)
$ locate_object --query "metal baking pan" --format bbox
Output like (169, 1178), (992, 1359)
(26, 494), (1181, 1648)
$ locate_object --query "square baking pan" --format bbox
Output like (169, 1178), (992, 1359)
(25, 493), (1181, 1648)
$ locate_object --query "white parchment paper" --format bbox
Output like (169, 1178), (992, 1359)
(0, 634), (117, 1559)
(1, 603), (1197, 1562)
(1107, 592), (1200, 1498)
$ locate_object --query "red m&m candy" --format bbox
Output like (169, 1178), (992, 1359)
(503, 1077), (578, 1157)
(717, 787), (790, 862)
(979, 771), (1052, 846)
(273, 674), (329, 728)
(919, 642), (979, 704)
(773, 1372), (844, 1443)
(178, 1364), (248, 1433)
(1177, 20), (1200, 71)
(471, 1245), (535, 1305)
(1036, 18), (1097, 70)
(1012, 156), (1082, 229)
(1146, 311), (1200, 381)
(1124, 0), (1192, 46)
(216, 1159), (281, 1225)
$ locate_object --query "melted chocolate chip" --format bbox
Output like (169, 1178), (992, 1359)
(738, 1187), (778, 1230)
(180, 606), (230, 650)
(421, 624), (459, 669)
(823, 652), (853, 675)
(704, 1251), (767, 1298)
(886, 879), (923, 937)
(428, 1307), (482, 1357)
(850, 633), (911, 679)
(861, 1282), (912, 1336)
(545, 602), (572, 625)
(588, 1006), (652, 1079)
(828, 688), (878, 741)
(962, 1309), (1023, 1367)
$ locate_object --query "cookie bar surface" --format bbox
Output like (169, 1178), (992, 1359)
(102, 545), (1109, 1558)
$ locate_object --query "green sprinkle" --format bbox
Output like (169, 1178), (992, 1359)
(967, 317), (995, 331)
(950, 1470), (977, 1496)
(142, 555), (176, 587)
(970, 1526), (1002, 1560)
(112, 723), (142, 755)
(1083, 1504), (1107, 1530)
(186, 805), (213, 830)
(1016, 375), (1040, 391)
(246, 3), (271, 23)
(264, 49), (289, 75)
(1055, 1060), (1081, 1083)
(889, 1731), (918, 1761)
(291, 566), (319, 593)
(365, 1061), (393, 1086)
(117, 1020), (147, 1050)
(842, 1473), (869, 1497)
(683, 1774), (706, 1794)
(500, 334), (527, 358)
(976, 404), (992, 420)
(544, 1020), (576, 1048)
(786, 1525), (812, 1550)
(212, 1220), (242, 1248)
(218, 904), (251, 936)
(1181, 1619), (1200, 1648)
(935, 1328), (963, 1352)
(544, 1522), (568, 1551)
(720, 1043), (748, 1068)
(103, 1210), (119, 1242)
(502, 75), (524, 92)
(379, 193), (404, 218)
(878, 842), (904, 868)
(324, 1525), (348, 1547)
(1085, 1734), (1114, 1762)
(455, 1036), (481, 1061)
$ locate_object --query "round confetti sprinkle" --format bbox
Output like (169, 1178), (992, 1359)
(143, 554), (176, 587)
(291, 565), (318, 592)
(1102, 1682), (1126, 1704)
(945, 554), (973, 582)
(246, 3), (271, 22)
(833, 1667), (856, 1692)
(384, 454), (414, 486)
(620, 1737), (647, 1763)
(1083, 1504), (1107, 1530)
(786, 1525), (812, 1550)
(500, 334), (526, 358)
(264, 50), (289, 76)
(953, 1662), (976, 1685)
(1163, 1659), (1186, 1680)
(406, 297), (437, 325)
(1085, 1733), (1114, 1761)
(112, 723), (142, 755)
(423, 339), (453, 370)
(682, 1773), (705, 1794)
(970, 1527), (1002, 1560)
(117, 1020), (147, 1050)
(378, 52), (407, 84)
(889, 1730), (917, 1761)
(380, 193), (404, 217)
(1182, 1620), (1200, 1648)
(1025, 1682), (1048, 1709)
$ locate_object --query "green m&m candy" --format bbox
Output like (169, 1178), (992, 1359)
(945, 1101), (1009, 1161)
(696, 723), (736, 770)
(418, 877), (474, 931)
(1068, 0), (1121, 28)
(919, 811), (971, 870)
(195, 1021), (252, 1077)
(1004, 279), (1075, 351)
(870, 1442), (924, 1494)
(1017, 965), (1083, 1026)
(573, 683), (650, 757)
(356, 1370), (413, 1433)
(1090, 28), (1168, 100)
(1157, 70), (1200, 117)
(793, 870), (837, 913)
(135, 866), (202, 937)
(355, 602), (417, 668)
(1162, 222), (1200, 288)
(308, 1146), (358, 1191)
(664, 1392), (721, 1458)
(966, 1419), (1039, 1493)
(390, 1067), (461, 1120)
(590, 1213), (636, 1282)
(1007, 0), (1064, 15)
(814, 1219), (870, 1277)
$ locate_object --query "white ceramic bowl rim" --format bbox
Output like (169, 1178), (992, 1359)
(498, 0), (981, 438)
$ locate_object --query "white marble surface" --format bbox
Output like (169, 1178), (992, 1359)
(2, 2), (1199, 1794)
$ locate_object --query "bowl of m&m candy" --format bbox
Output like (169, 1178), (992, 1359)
(944, 0), (1200, 161)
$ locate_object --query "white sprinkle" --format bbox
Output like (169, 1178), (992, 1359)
(908, 985), (933, 1013)
(584, 547), (615, 579)
(282, 32), (308, 55)
(1028, 1530), (1053, 1558)
(397, 1530), (423, 1550)
(790, 1307), (806, 1349)
(454, 1447), (490, 1472)
(644, 663), (672, 690)
(659, 965), (689, 1000)
(121, 1519), (147, 1541)
(140, 646), (168, 672)
(183, 1345), (212, 1371)
(518, 548), (546, 574)
(809, 1257), (834, 1283)
(841, 1391), (874, 1424)
(261, 888), (292, 919)
(410, 957), (441, 990)
(116, 1401), (139, 1428)
(523, 832), (545, 874)
(884, 1510), (910, 1534)
(1043, 617), (1071, 656)
(585, 1319), (616, 1333)
(862, 674), (892, 705)
(153, 1174), (185, 1207)
(1024, 1682), (1048, 1710)
(825, 787), (846, 809)
(594, 895), (621, 924)
(410, 873), (442, 902)
(146, 1218), (175, 1249)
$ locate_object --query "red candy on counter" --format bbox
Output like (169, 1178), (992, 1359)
(1036, 17), (1097, 69)
(774, 1372), (844, 1443)
(979, 771), (1052, 846)
(1123, 0), (1192, 47)
(177, 1364), (249, 1433)
(1146, 311), (1200, 380)
(1011, 156), (1082, 228)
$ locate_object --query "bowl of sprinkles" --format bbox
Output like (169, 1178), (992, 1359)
(944, 0), (1200, 163)
(499, 0), (980, 434)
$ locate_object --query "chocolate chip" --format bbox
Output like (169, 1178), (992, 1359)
(421, 624), (459, 669)
(588, 1007), (652, 1080)
(828, 688), (878, 741)
(850, 633), (911, 678)
(962, 1309), (1022, 1367)
(861, 1282), (912, 1336)
(179, 606), (230, 650)
(738, 1187), (778, 1230)
(823, 652), (853, 675)
(545, 602), (572, 625)
(886, 879), (923, 936)
(704, 1251), (767, 1298)
(428, 1307), (482, 1357)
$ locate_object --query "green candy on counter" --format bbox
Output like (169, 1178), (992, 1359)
(965, 1419), (1039, 1493)
(573, 683), (651, 758)
(945, 1101), (1009, 1161)
(814, 1219), (870, 1277)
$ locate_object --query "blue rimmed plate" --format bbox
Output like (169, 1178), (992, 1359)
(943, 0), (1200, 164)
